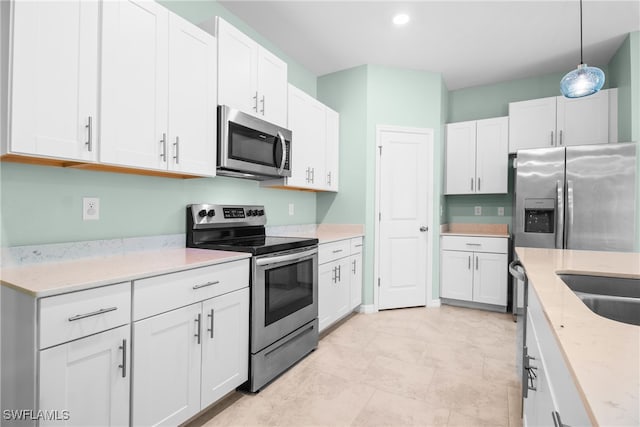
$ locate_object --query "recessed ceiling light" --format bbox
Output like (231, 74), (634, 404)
(392, 13), (410, 26)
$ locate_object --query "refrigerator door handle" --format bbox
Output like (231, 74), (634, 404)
(565, 180), (574, 248)
(556, 180), (564, 249)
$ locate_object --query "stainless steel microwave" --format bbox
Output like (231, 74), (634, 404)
(217, 105), (292, 180)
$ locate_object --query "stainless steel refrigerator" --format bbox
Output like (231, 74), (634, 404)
(514, 142), (638, 252)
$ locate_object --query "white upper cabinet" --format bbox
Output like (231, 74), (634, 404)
(324, 107), (340, 192)
(215, 17), (287, 127)
(445, 116), (508, 195)
(101, 1), (216, 176)
(8, 0), (100, 161)
(167, 13), (217, 176)
(100, 0), (168, 171)
(509, 89), (612, 153)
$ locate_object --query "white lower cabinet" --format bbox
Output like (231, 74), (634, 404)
(523, 286), (590, 427)
(39, 324), (130, 427)
(318, 237), (363, 332)
(132, 263), (249, 426)
(440, 235), (508, 310)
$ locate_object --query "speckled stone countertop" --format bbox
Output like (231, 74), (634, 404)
(0, 248), (250, 298)
(268, 224), (365, 244)
(440, 223), (510, 238)
(515, 247), (640, 426)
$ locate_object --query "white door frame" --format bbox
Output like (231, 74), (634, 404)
(374, 125), (435, 312)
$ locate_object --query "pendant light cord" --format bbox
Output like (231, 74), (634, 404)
(579, 0), (584, 64)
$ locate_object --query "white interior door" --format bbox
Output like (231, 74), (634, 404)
(377, 127), (432, 310)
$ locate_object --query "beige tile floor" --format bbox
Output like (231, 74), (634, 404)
(186, 305), (522, 427)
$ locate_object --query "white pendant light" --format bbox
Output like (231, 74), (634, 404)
(560, 0), (605, 98)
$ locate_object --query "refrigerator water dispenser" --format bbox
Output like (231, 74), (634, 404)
(524, 199), (555, 233)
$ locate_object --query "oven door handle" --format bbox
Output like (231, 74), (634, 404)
(256, 248), (318, 267)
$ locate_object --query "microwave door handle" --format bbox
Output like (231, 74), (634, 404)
(556, 180), (564, 249)
(276, 131), (286, 175)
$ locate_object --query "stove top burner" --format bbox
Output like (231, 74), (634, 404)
(187, 204), (318, 255)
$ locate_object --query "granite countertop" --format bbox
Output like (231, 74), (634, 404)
(269, 224), (365, 244)
(0, 248), (251, 298)
(440, 223), (510, 238)
(515, 247), (640, 426)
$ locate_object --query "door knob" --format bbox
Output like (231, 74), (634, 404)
(420, 226), (428, 232)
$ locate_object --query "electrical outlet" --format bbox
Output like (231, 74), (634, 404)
(498, 207), (505, 216)
(474, 206), (482, 216)
(83, 197), (100, 221)
(288, 203), (294, 216)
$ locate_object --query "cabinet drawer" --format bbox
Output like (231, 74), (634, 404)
(441, 235), (508, 253)
(39, 282), (131, 349)
(319, 239), (351, 264)
(133, 259), (249, 321)
(350, 237), (363, 254)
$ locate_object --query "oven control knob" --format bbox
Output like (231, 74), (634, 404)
(198, 209), (207, 218)
(258, 209), (264, 216)
(207, 209), (215, 217)
(246, 210), (253, 216)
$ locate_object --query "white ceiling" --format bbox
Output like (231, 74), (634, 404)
(218, 0), (640, 90)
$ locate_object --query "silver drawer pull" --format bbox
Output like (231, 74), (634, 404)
(68, 306), (117, 322)
(465, 243), (482, 246)
(192, 280), (220, 290)
(332, 249), (343, 254)
(354, 244), (363, 248)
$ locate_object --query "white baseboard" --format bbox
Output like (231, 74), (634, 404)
(358, 304), (377, 314)
(428, 299), (441, 308)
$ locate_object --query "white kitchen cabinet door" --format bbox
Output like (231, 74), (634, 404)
(349, 252), (363, 311)
(200, 288), (249, 408)
(334, 258), (352, 321)
(286, 85), (326, 190)
(216, 17), (258, 115)
(318, 262), (336, 332)
(257, 48), (288, 127)
(39, 325), (130, 427)
(476, 116), (509, 194)
(471, 252), (507, 306)
(556, 89), (609, 147)
(100, 0), (168, 170)
(440, 250), (473, 301)
(445, 121), (476, 194)
(324, 107), (340, 192)
(509, 96), (557, 153)
(133, 304), (201, 427)
(167, 13), (217, 176)
(9, 0), (99, 161)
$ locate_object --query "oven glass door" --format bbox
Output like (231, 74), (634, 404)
(252, 247), (318, 353)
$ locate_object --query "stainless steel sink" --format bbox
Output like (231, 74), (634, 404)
(558, 274), (640, 326)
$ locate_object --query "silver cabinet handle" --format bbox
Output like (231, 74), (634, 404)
(352, 259), (356, 274)
(305, 167), (310, 183)
(470, 177), (474, 191)
(550, 130), (554, 146)
(260, 95), (265, 114)
(475, 255), (479, 270)
(556, 180), (564, 249)
(68, 306), (117, 322)
(327, 171), (332, 186)
(160, 133), (167, 161)
(207, 309), (214, 339)
(468, 255), (471, 270)
(465, 243), (481, 246)
(559, 130), (564, 146)
(173, 136), (180, 164)
(85, 116), (93, 152)
(337, 264), (341, 282)
(118, 339), (127, 378)
(332, 266), (337, 283)
(311, 167), (315, 183)
(477, 177), (481, 192)
(194, 313), (201, 345)
(420, 226), (428, 232)
(332, 249), (343, 254)
(253, 91), (258, 112)
(192, 280), (220, 290)
(552, 411), (569, 427)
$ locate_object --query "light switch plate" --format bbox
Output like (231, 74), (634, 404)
(288, 203), (294, 216)
(498, 207), (505, 216)
(474, 206), (482, 216)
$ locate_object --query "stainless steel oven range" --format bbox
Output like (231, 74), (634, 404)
(186, 204), (318, 392)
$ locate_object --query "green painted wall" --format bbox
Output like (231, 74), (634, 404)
(0, 0), (319, 247)
(317, 65), (445, 304)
